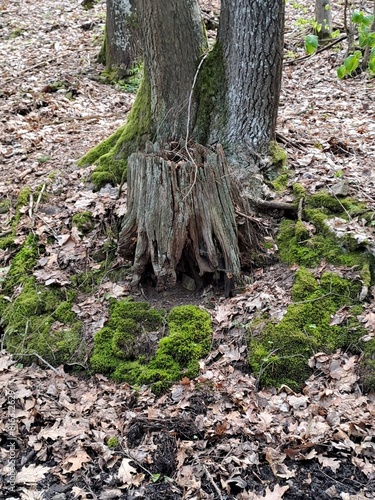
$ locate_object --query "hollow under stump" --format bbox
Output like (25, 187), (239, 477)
(118, 142), (259, 296)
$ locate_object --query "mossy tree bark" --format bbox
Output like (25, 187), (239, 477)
(98, 0), (139, 79)
(83, 0), (285, 295)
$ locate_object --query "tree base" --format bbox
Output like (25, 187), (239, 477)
(118, 143), (260, 296)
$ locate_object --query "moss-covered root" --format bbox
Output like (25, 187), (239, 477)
(90, 301), (212, 393)
(247, 268), (372, 390)
(77, 73), (153, 190)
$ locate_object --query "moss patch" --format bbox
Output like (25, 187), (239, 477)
(195, 42), (226, 144)
(0, 277), (84, 366)
(0, 234), (84, 366)
(248, 268), (372, 390)
(90, 301), (212, 393)
(71, 211), (94, 233)
(78, 71), (153, 190)
(277, 190), (371, 276)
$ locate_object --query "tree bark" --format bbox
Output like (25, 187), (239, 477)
(315, 0), (332, 40)
(137, 0), (207, 140)
(215, 0), (285, 156)
(99, 0), (139, 78)
(92, 0), (286, 294)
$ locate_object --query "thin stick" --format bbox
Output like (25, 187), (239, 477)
(285, 34), (347, 65)
(17, 352), (60, 374)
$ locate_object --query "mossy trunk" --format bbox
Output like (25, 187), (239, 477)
(98, 0), (139, 78)
(81, 0), (285, 294)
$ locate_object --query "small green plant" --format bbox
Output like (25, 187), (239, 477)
(305, 34), (319, 55)
(337, 11), (375, 78)
(107, 437), (119, 448)
(37, 155), (51, 164)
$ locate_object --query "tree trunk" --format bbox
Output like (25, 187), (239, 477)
(119, 143), (241, 294)
(98, 0), (139, 78)
(136, 0), (206, 140)
(85, 0), (285, 295)
(216, 0), (285, 156)
(315, 0), (332, 40)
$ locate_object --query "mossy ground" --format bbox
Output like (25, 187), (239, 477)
(77, 72), (153, 190)
(0, 234), (84, 366)
(249, 188), (374, 391)
(277, 189), (372, 277)
(248, 268), (372, 390)
(90, 300), (212, 394)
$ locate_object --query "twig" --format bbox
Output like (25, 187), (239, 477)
(3, 54), (70, 85)
(276, 132), (308, 152)
(182, 50), (209, 201)
(284, 34), (347, 65)
(33, 183), (46, 215)
(297, 197), (304, 221)
(252, 199), (297, 212)
(17, 352), (60, 374)
(193, 454), (223, 499)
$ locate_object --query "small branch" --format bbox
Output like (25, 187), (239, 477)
(16, 352), (60, 374)
(284, 34), (347, 65)
(252, 199), (297, 212)
(297, 197), (304, 221)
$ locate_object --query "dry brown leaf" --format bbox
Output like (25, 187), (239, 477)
(15, 464), (50, 484)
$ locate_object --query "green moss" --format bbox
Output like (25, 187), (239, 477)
(277, 189), (371, 272)
(0, 199), (11, 214)
(269, 141), (287, 169)
(248, 269), (369, 390)
(0, 277), (84, 366)
(292, 183), (306, 201)
(107, 437), (119, 449)
(195, 42), (226, 144)
(71, 212), (94, 233)
(78, 71), (153, 190)
(90, 302), (212, 393)
(271, 173), (289, 192)
(306, 191), (366, 214)
(3, 234), (38, 292)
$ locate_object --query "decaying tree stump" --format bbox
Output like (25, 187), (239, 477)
(118, 143), (259, 295)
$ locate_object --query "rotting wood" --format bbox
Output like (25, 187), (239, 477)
(118, 143), (258, 296)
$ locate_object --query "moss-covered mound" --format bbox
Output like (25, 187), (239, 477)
(277, 188), (371, 273)
(0, 234), (84, 366)
(90, 300), (212, 393)
(248, 268), (372, 390)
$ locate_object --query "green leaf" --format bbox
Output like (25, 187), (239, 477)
(351, 11), (363, 24)
(337, 65), (346, 79)
(151, 473), (161, 483)
(304, 34), (319, 55)
(343, 53), (360, 74)
(362, 15), (374, 27)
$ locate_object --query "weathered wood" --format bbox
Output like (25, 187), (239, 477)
(118, 144), (249, 295)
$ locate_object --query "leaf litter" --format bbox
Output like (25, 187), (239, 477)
(1, 0), (375, 498)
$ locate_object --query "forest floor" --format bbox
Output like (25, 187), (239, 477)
(1, 0), (375, 499)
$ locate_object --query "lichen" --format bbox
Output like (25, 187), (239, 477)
(78, 71), (153, 190)
(248, 268), (369, 390)
(90, 301), (212, 393)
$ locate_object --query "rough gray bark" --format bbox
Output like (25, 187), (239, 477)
(315, 0), (332, 40)
(100, 0), (139, 78)
(216, 0), (285, 156)
(137, 0), (207, 140)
